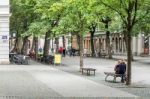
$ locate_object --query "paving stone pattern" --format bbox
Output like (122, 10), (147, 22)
(52, 56), (150, 98)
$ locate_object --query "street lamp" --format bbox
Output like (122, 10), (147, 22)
(102, 16), (112, 58)
(13, 33), (16, 38)
(9, 32), (16, 52)
(102, 16), (111, 42)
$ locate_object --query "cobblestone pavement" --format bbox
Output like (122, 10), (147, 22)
(0, 65), (62, 99)
(51, 56), (150, 98)
(0, 64), (137, 99)
(1, 56), (150, 99)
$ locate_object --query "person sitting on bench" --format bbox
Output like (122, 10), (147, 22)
(114, 60), (126, 83)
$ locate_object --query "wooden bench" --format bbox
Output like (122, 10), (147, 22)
(83, 53), (91, 57)
(104, 72), (126, 82)
(100, 53), (107, 58)
(81, 68), (96, 76)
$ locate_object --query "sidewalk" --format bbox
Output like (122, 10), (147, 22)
(52, 56), (150, 98)
(0, 64), (137, 99)
(112, 54), (150, 62)
(29, 66), (137, 98)
(3, 58), (150, 99)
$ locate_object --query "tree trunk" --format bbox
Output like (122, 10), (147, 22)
(34, 37), (38, 60)
(62, 36), (65, 48)
(17, 37), (22, 53)
(90, 32), (95, 57)
(12, 37), (19, 53)
(106, 31), (112, 59)
(77, 34), (80, 55)
(31, 36), (36, 51)
(55, 38), (59, 53)
(43, 31), (50, 57)
(21, 36), (29, 55)
(123, 28), (133, 85)
(98, 39), (102, 57)
(79, 35), (83, 71)
(11, 31), (21, 53)
(126, 30), (132, 85)
(126, 6), (132, 85)
(89, 23), (96, 57)
(108, 45), (112, 58)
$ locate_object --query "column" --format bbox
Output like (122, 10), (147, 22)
(87, 39), (88, 49)
(137, 33), (144, 55)
(132, 36), (138, 55)
(121, 37), (124, 54)
(0, 0), (10, 64)
(113, 39), (116, 53)
(119, 38), (122, 53)
(103, 38), (106, 51)
(123, 38), (126, 53)
(89, 40), (91, 51)
(116, 38), (119, 53)
(99, 38), (101, 52)
(113, 38), (116, 53)
(148, 37), (150, 55)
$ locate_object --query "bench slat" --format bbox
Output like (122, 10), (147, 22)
(81, 68), (96, 76)
(104, 72), (126, 82)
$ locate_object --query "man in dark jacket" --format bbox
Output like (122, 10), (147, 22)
(115, 60), (126, 83)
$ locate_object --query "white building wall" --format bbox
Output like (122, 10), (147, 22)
(137, 33), (144, 55)
(0, 0), (9, 5)
(149, 37), (150, 55)
(132, 37), (138, 55)
(0, 0), (10, 64)
(59, 37), (63, 47)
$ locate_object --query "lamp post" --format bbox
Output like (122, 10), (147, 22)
(102, 16), (112, 58)
(10, 32), (16, 51)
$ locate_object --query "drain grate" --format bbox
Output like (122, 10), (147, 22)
(0, 96), (148, 99)
(0, 96), (22, 99)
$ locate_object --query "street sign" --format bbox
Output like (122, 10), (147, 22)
(2, 36), (7, 39)
(54, 54), (62, 65)
(0, 35), (8, 43)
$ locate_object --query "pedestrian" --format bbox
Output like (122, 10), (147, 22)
(58, 47), (63, 54)
(114, 60), (122, 74)
(72, 48), (75, 56)
(63, 47), (66, 57)
(114, 59), (126, 83)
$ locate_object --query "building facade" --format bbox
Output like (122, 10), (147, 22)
(83, 32), (150, 56)
(0, 0), (10, 64)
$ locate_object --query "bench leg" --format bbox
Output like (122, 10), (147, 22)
(87, 70), (89, 75)
(89, 70), (90, 75)
(82, 69), (83, 75)
(105, 75), (109, 81)
(113, 76), (116, 82)
(86, 70), (91, 76)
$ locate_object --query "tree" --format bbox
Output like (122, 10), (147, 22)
(89, 23), (97, 57)
(23, 21), (50, 59)
(10, 0), (26, 53)
(100, 0), (150, 85)
(102, 16), (112, 59)
(51, 0), (100, 70)
(35, 0), (63, 56)
(10, 0), (38, 55)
